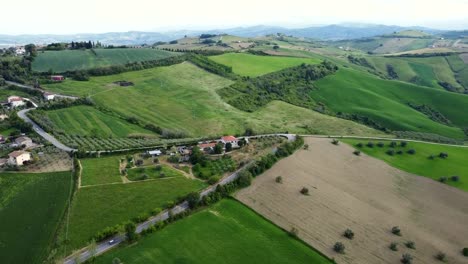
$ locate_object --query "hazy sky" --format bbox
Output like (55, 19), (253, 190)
(2, 0), (467, 34)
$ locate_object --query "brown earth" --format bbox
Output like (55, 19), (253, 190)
(236, 138), (468, 263)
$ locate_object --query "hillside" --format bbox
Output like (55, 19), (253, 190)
(32, 48), (178, 72)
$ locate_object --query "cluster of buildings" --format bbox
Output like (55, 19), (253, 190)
(3, 93), (56, 109)
(0, 136), (34, 167)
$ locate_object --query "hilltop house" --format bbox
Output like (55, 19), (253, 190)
(220, 135), (239, 148)
(15, 136), (33, 148)
(50, 75), (64, 81)
(43, 92), (55, 101)
(7, 96), (25, 108)
(8, 150), (31, 166)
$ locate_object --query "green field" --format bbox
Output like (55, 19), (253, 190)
(32, 48), (178, 72)
(45, 105), (155, 138)
(312, 68), (468, 139)
(343, 139), (468, 191)
(0, 171), (71, 264)
(43, 62), (384, 137)
(210, 53), (321, 77)
(65, 177), (206, 252)
(126, 164), (185, 181)
(80, 156), (122, 186)
(94, 199), (332, 264)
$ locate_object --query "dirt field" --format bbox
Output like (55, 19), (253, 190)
(236, 138), (468, 263)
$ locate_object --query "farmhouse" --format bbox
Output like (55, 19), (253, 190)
(147, 149), (162, 156)
(15, 136), (33, 148)
(50, 75), (65, 81)
(43, 92), (55, 100)
(7, 96), (25, 107)
(221, 135), (239, 148)
(8, 150), (31, 166)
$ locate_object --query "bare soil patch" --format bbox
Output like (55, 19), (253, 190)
(236, 138), (468, 263)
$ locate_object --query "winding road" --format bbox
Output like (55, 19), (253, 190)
(6, 80), (79, 100)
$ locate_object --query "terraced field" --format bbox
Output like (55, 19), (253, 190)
(44, 62), (384, 138)
(94, 199), (332, 264)
(0, 171), (71, 264)
(210, 53), (321, 76)
(32, 48), (178, 72)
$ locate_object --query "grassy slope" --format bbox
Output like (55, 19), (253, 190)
(0, 171), (71, 264)
(66, 177), (206, 251)
(32, 48), (177, 72)
(80, 156), (122, 186)
(95, 199), (332, 264)
(312, 68), (467, 138)
(210, 53), (321, 77)
(44, 62), (384, 137)
(343, 139), (468, 191)
(45, 105), (155, 138)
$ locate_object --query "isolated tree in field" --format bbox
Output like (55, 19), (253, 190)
(389, 141), (397, 148)
(356, 142), (363, 148)
(237, 170), (252, 187)
(273, 45), (280, 50)
(396, 150), (403, 155)
(225, 142), (232, 152)
(439, 152), (448, 159)
(451, 175), (460, 182)
(428, 154), (435, 160)
(435, 252), (446, 262)
(303, 144), (309, 150)
(300, 187), (309, 195)
(439, 176), (448, 183)
(275, 176), (283, 183)
(331, 139), (339, 145)
(343, 229), (354, 239)
(407, 149), (416, 155)
(389, 242), (398, 251)
(401, 253), (413, 264)
(367, 142), (374, 148)
(400, 141), (408, 147)
(377, 142), (384, 148)
(333, 242), (345, 254)
(353, 150), (361, 156)
(391, 226), (402, 236)
(405, 241), (416, 249)
(386, 149), (395, 156)
(125, 222), (138, 242)
(186, 192), (200, 209)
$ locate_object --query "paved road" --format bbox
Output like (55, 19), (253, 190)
(17, 108), (77, 152)
(6, 81), (79, 100)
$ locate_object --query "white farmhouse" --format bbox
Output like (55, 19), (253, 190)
(43, 92), (55, 101)
(220, 135), (239, 148)
(8, 150), (31, 166)
(7, 96), (25, 107)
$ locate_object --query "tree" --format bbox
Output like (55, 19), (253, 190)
(112, 258), (122, 264)
(275, 176), (283, 183)
(463, 247), (468, 257)
(189, 147), (205, 164)
(333, 242), (345, 254)
(303, 144), (309, 150)
(300, 187), (309, 195)
(389, 141), (397, 148)
(386, 149), (395, 156)
(186, 192), (200, 209)
(451, 175), (460, 182)
(273, 45), (280, 50)
(225, 142), (232, 152)
(366, 142), (374, 148)
(439, 176), (448, 183)
(214, 143), (224, 154)
(391, 226), (402, 236)
(353, 150), (361, 156)
(244, 128), (254, 136)
(439, 152), (448, 159)
(401, 253), (413, 264)
(237, 170), (252, 187)
(343, 229), (354, 239)
(389, 242), (398, 251)
(377, 142), (385, 148)
(125, 222), (138, 242)
(356, 142), (363, 148)
(435, 252), (446, 262)
(331, 139), (339, 145)
(24, 44), (37, 57)
(407, 149), (416, 155)
(405, 241), (416, 249)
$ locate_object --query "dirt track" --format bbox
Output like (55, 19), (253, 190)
(236, 138), (468, 263)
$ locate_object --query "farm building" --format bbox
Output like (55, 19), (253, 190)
(221, 135), (239, 148)
(198, 142), (217, 152)
(147, 149), (162, 156)
(15, 136), (33, 148)
(8, 150), (31, 166)
(43, 92), (55, 100)
(7, 96), (25, 107)
(50, 75), (65, 81)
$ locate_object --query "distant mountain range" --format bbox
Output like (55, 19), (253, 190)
(0, 24), (453, 46)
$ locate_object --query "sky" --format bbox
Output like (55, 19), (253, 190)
(1, 0), (468, 35)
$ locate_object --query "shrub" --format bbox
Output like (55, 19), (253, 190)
(289, 227), (299, 238)
(386, 149), (395, 156)
(353, 150), (361, 156)
(377, 142), (385, 148)
(428, 154), (435, 160)
(435, 252), (446, 262)
(451, 175), (460, 182)
(389, 141), (397, 148)
(407, 149), (416, 155)
(331, 139), (339, 145)
(439, 176), (448, 183)
(390, 242), (398, 251)
(400, 141), (407, 147)
(300, 187), (309, 195)
(366, 142), (374, 148)
(439, 152), (448, 159)
(405, 241), (415, 249)
(275, 176), (283, 183)
(401, 253), (413, 264)
(396, 150), (403, 155)
(207, 176), (219, 185)
(333, 242), (345, 254)
(356, 142), (363, 148)
(343, 229), (354, 239)
(303, 144), (309, 150)
(391, 226), (402, 236)
(463, 247), (468, 256)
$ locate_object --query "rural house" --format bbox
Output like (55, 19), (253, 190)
(147, 149), (162, 156)
(198, 142), (217, 152)
(8, 150), (31, 166)
(15, 136), (33, 148)
(7, 96), (25, 108)
(220, 135), (239, 148)
(50, 75), (65, 81)
(43, 92), (55, 100)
